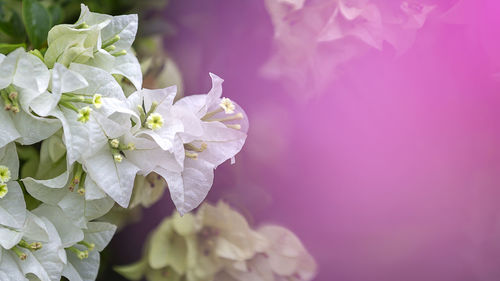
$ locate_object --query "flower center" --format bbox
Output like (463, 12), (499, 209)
(202, 97), (244, 130)
(219, 97), (235, 114)
(59, 93), (103, 123)
(77, 106), (92, 123)
(0, 165), (11, 183)
(146, 113), (164, 130)
(108, 139), (135, 163)
(0, 183), (8, 199)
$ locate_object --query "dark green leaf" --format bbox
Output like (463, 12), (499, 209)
(0, 42), (25, 54)
(22, 0), (51, 49)
(48, 4), (62, 27)
(0, 3), (26, 40)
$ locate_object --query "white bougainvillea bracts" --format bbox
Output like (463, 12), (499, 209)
(0, 4), (248, 281)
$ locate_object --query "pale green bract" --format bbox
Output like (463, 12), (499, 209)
(0, 3), (250, 281)
(115, 201), (317, 281)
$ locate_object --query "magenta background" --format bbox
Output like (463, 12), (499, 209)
(110, 1), (500, 280)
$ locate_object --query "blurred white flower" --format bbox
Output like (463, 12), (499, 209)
(262, 0), (435, 98)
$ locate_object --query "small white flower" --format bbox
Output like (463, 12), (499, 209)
(92, 94), (103, 109)
(0, 183), (7, 198)
(219, 97), (235, 114)
(110, 138), (120, 149)
(77, 106), (92, 123)
(113, 153), (123, 163)
(0, 165), (10, 183)
(146, 112), (164, 130)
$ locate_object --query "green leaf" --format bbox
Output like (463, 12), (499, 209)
(114, 259), (148, 281)
(0, 4), (26, 40)
(0, 43), (25, 54)
(22, 0), (51, 49)
(48, 4), (62, 27)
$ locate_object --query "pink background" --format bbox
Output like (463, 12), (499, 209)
(111, 1), (500, 280)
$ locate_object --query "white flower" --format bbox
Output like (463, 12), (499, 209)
(0, 165), (11, 183)
(45, 4), (142, 90)
(122, 86), (185, 176)
(62, 222), (116, 281)
(157, 73), (248, 215)
(77, 106), (92, 123)
(27, 62), (140, 208)
(146, 112), (164, 130)
(0, 48), (61, 148)
(256, 225), (317, 281)
(262, 0), (435, 98)
(219, 97), (236, 114)
(21, 138), (122, 224)
(31, 204), (116, 281)
(0, 211), (67, 281)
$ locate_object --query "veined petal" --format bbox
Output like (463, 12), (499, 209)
(69, 63), (125, 99)
(84, 145), (139, 207)
(62, 249), (99, 281)
(155, 159), (214, 215)
(0, 249), (27, 281)
(0, 103), (20, 148)
(101, 14), (138, 51)
(13, 52), (50, 93)
(0, 181), (26, 228)
(16, 217), (66, 281)
(0, 48), (23, 90)
(111, 52), (142, 90)
(11, 110), (61, 146)
(0, 227), (23, 249)
(0, 142), (19, 180)
(32, 204), (84, 248)
(84, 221), (116, 252)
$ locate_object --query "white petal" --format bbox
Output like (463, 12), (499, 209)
(84, 196), (115, 221)
(32, 204), (84, 248)
(53, 108), (107, 165)
(11, 110), (61, 145)
(196, 122), (247, 166)
(52, 63), (89, 94)
(101, 14), (138, 51)
(0, 48), (23, 90)
(0, 227), (23, 249)
(111, 51), (142, 90)
(0, 142), (19, 179)
(23, 171), (70, 205)
(16, 217), (66, 281)
(0, 182), (26, 228)
(84, 177), (106, 200)
(156, 159), (214, 215)
(84, 221), (117, 252)
(84, 146), (139, 207)
(56, 191), (86, 229)
(0, 249), (27, 281)
(76, 4), (112, 28)
(14, 53), (50, 93)
(0, 109), (20, 148)
(69, 63), (125, 99)
(62, 249), (99, 281)
(175, 73), (223, 119)
(22, 213), (50, 243)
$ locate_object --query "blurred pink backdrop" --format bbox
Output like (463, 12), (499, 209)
(111, 1), (500, 280)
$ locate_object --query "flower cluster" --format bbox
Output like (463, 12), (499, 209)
(262, 0), (436, 98)
(0, 4), (247, 281)
(115, 201), (317, 281)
